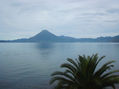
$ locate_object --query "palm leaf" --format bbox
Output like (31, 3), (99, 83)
(50, 54), (119, 89)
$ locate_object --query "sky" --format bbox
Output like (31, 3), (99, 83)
(0, 0), (119, 40)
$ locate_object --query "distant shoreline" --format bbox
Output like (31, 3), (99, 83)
(0, 30), (119, 42)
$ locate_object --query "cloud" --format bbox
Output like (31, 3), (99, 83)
(107, 8), (119, 14)
(0, 0), (119, 40)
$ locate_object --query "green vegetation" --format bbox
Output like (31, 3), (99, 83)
(50, 54), (119, 89)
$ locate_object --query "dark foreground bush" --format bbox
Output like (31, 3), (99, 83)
(50, 54), (119, 89)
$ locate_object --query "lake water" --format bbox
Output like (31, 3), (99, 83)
(0, 43), (119, 89)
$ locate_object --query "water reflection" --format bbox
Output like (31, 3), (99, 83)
(36, 42), (54, 50)
(35, 42), (55, 57)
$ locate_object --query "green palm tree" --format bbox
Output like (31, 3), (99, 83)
(50, 54), (119, 89)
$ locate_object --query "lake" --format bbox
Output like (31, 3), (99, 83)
(0, 43), (119, 89)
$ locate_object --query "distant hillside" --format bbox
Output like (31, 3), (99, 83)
(12, 30), (79, 42)
(0, 40), (10, 42)
(1, 30), (119, 42)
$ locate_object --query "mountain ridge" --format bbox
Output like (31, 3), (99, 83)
(0, 30), (119, 42)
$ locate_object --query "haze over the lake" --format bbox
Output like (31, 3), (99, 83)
(0, 0), (119, 40)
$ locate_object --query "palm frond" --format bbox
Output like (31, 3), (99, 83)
(50, 54), (119, 89)
(61, 63), (77, 73)
(94, 61), (115, 77)
(51, 71), (75, 81)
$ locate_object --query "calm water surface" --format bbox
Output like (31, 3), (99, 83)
(0, 43), (119, 89)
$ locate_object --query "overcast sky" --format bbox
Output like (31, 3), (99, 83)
(0, 0), (119, 40)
